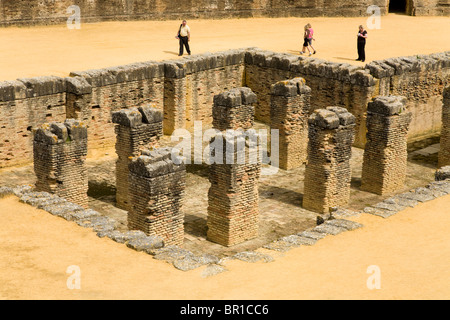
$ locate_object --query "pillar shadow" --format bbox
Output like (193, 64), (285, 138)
(259, 185), (304, 206)
(334, 56), (358, 62)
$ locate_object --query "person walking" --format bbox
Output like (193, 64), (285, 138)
(300, 23), (316, 56)
(356, 25), (368, 62)
(176, 20), (191, 56)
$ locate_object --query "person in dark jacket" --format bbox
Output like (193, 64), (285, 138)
(356, 25), (368, 62)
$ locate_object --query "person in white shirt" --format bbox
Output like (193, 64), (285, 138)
(176, 20), (191, 56)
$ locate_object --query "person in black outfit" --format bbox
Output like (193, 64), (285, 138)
(176, 20), (191, 56)
(356, 25), (368, 62)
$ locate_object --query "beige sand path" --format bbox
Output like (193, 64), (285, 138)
(0, 194), (448, 300)
(0, 14), (449, 81)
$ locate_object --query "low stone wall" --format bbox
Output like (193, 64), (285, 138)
(366, 52), (450, 144)
(0, 77), (67, 167)
(244, 49), (376, 147)
(1, 49), (449, 168)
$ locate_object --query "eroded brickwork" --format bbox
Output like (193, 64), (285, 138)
(270, 78), (311, 170)
(128, 148), (186, 246)
(33, 119), (88, 208)
(207, 88), (261, 247)
(112, 105), (163, 210)
(303, 107), (356, 215)
(361, 96), (412, 195)
(439, 86), (450, 167)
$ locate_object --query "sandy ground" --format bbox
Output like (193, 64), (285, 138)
(0, 14), (449, 81)
(0, 194), (448, 300)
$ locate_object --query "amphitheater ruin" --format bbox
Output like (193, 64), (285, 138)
(0, 1), (449, 273)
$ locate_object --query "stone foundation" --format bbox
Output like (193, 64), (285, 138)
(361, 96), (412, 195)
(128, 148), (186, 246)
(303, 107), (356, 215)
(33, 119), (88, 208)
(270, 78), (311, 170)
(112, 105), (163, 210)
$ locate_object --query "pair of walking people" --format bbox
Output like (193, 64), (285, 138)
(300, 23), (368, 62)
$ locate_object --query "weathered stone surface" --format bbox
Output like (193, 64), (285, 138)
(201, 264), (228, 278)
(128, 148), (186, 246)
(361, 96), (411, 195)
(126, 235), (165, 252)
(303, 107), (355, 214)
(270, 78), (311, 170)
(233, 251), (274, 263)
(324, 219), (363, 231)
(33, 120), (89, 208)
(313, 224), (347, 235)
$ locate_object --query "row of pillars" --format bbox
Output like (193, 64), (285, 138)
(32, 82), (450, 248)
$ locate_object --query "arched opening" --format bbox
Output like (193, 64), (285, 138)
(389, 0), (407, 13)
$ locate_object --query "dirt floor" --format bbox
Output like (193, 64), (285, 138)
(0, 14), (449, 81)
(0, 194), (448, 300)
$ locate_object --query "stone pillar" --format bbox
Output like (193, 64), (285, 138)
(112, 105), (163, 210)
(33, 119), (88, 208)
(128, 148), (186, 246)
(303, 107), (356, 215)
(163, 63), (187, 135)
(207, 88), (261, 247)
(361, 96), (412, 195)
(439, 86), (450, 168)
(270, 78), (311, 170)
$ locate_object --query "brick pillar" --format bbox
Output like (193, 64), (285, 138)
(112, 106), (163, 210)
(33, 119), (88, 208)
(439, 86), (450, 168)
(163, 63), (186, 134)
(303, 107), (356, 215)
(207, 88), (261, 247)
(128, 148), (186, 246)
(361, 96), (412, 195)
(270, 78), (311, 170)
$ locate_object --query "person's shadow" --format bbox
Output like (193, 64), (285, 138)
(163, 51), (180, 56)
(334, 57), (357, 62)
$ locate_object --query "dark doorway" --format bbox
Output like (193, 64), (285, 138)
(389, 0), (407, 13)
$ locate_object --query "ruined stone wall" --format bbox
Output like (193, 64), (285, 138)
(33, 119), (88, 208)
(361, 96), (412, 195)
(270, 78), (311, 170)
(0, 77), (67, 167)
(128, 148), (186, 246)
(366, 52), (450, 144)
(163, 50), (246, 134)
(112, 106), (163, 210)
(207, 88), (261, 247)
(303, 107), (356, 215)
(1, 49), (448, 169)
(0, 0), (392, 27)
(438, 86), (450, 167)
(409, 0), (450, 16)
(68, 62), (165, 150)
(245, 49), (376, 147)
